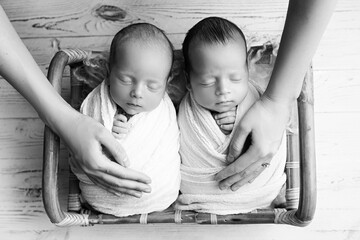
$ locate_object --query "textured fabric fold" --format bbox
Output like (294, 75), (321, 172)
(176, 92), (286, 215)
(70, 80), (181, 217)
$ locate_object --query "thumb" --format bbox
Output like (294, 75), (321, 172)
(100, 130), (129, 167)
(227, 126), (251, 163)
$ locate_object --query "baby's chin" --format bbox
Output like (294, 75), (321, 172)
(207, 103), (238, 113)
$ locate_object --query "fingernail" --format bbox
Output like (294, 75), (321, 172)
(219, 185), (226, 190)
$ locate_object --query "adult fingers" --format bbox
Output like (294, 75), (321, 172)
(226, 125), (251, 163)
(215, 146), (255, 183)
(102, 160), (152, 184)
(89, 175), (147, 198)
(93, 170), (151, 192)
(229, 163), (266, 191)
(98, 129), (130, 167)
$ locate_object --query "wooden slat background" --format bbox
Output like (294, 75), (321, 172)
(0, 0), (359, 239)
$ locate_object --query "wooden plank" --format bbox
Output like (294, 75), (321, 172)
(0, 0), (359, 238)
(0, 114), (358, 237)
(0, 119), (71, 159)
(2, 68), (360, 119)
(2, 28), (356, 72)
(0, 77), (71, 118)
(0, 113), (359, 197)
(0, 28), (355, 75)
(313, 70), (360, 113)
(0, 112), (359, 161)
(2, 0), (359, 39)
(0, 119), (45, 159)
(1, 221), (359, 240)
(3, 0), (288, 38)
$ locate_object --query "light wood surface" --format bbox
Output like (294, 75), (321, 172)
(0, 0), (359, 239)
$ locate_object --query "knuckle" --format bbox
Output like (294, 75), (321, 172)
(240, 170), (248, 178)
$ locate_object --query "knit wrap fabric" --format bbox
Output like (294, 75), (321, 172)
(176, 92), (286, 215)
(70, 80), (181, 217)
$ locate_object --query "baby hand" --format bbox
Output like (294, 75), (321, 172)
(112, 113), (131, 139)
(214, 107), (236, 135)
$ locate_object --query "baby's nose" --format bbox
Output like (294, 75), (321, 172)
(215, 78), (231, 95)
(131, 84), (143, 98)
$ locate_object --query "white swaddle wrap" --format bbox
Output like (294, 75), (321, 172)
(176, 92), (286, 215)
(70, 81), (181, 217)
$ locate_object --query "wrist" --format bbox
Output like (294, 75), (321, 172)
(260, 92), (295, 118)
(262, 90), (297, 109)
(43, 102), (80, 136)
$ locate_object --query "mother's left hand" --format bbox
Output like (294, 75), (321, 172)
(215, 95), (291, 191)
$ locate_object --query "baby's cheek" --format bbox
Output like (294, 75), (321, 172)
(194, 86), (214, 102)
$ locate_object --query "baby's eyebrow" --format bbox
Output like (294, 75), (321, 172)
(114, 71), (134, 79)
(194, 70), (214, 77)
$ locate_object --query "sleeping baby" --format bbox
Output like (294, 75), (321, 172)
(176, 17), (287, 214)
(70, 23), (180, 217)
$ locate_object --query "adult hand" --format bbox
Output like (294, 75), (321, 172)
(63, 112), (152, 198)
(215, 95), (292, 191)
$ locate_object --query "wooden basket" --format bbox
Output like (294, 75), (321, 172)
(43, 47), (316, 227)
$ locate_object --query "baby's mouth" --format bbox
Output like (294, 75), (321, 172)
(127, 102), (141, 108)
(216, 100), (232, 106)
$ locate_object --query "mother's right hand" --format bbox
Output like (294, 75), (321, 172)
(63, 113), (152, 198)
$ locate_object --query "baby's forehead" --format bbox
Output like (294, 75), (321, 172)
(190, 36), (246, 50)
(113, 38), (171, 60)
(188, 39), (247, 61)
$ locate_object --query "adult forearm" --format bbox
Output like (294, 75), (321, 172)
(0, 5), (75, 133)
(264, 0), (337, 104)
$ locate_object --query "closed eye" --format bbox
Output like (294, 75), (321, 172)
(199, 78), (216, 86)
(147, 82), (163, 91)
(119, 78), (132, 85)
(231, 78), (242, 82)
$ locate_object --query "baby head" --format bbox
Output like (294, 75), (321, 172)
(108, 23), (174, 115)
(183, 17), (249, 113)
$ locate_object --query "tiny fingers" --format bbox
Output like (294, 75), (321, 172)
(114, 114), (128, 122)
(220, 124), (234, 131)
(216, 116), (236, 125)
(215, 108), (236, 120)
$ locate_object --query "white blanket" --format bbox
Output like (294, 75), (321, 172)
(70, 80), (181, 217)
(176, 92), (286, 215)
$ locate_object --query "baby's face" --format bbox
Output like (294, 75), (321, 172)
(188, 41), (249, 113)
(109, 42), (170, 115)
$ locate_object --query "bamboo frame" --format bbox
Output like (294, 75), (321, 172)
(43, 47), (316, 227)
